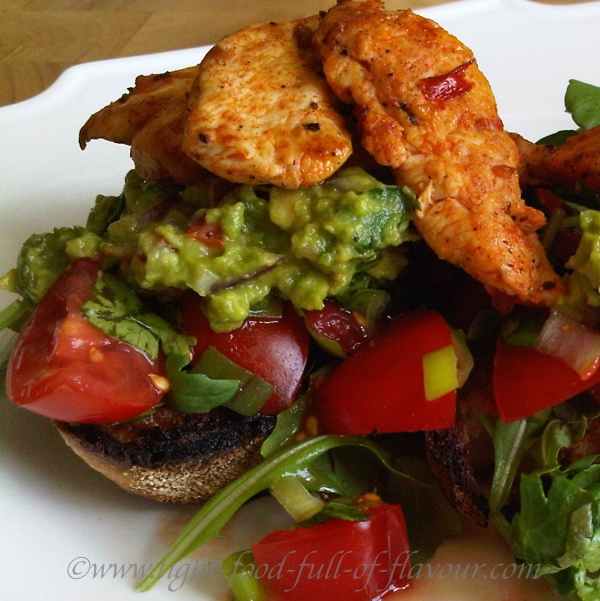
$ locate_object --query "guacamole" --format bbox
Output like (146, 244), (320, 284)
(562, 209), (600, 314)
(5, 167), (419, 332)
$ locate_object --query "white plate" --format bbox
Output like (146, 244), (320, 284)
(1, 1), (598, 599)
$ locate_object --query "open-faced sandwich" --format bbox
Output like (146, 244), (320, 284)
(3, 1), (600, 599)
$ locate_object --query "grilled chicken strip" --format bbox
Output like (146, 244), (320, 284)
(314, 0), (564, 306)
(183, 17), (353, 189)
(512, 126), (600, 194)
(80, 67), (207, 185)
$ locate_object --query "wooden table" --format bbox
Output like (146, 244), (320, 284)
(0, 0), (583, 107)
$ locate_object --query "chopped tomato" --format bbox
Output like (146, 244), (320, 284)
(314, 309), (457, 434)
(493, 341), (600, 423)
(6, 259), (166, 424)
(186, 218), (224, 248)
(251, 503), (410, 601)
(181, 293), (309, 415)
(303, 299), (369, 357)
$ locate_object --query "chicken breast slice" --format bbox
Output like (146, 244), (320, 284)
(79, 67), (207, 185)
(314, 0), (564, 306)
(183, 17), (352, 189)
(512, 127), (600, 194)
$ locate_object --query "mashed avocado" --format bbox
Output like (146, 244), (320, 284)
(562, 210), (600, 313)
(10, 168), (418, 332)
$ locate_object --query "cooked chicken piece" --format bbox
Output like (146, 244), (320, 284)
(512, 127), (600, 194)
(80, 67), (207, 185)
(511, 132), (562, 190)
(183, 17), (352, 189)
(314, 0), (564, 306)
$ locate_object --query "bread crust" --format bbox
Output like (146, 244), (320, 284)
(55, 406), (275, 503)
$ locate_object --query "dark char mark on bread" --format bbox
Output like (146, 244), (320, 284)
(55, 406), (276, 503)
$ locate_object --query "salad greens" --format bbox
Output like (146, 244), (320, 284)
(165, 353), (241, 413)
(482, 412), (549, 520)
(485, 411), (600, 601)
(566, 80), (600, 132)
(136, 427), (460, 593)
(479, 79), (600, 601)
(136, 434), (411, 592)
(513, 458), (600, 600)
(538, 79), (600, 145)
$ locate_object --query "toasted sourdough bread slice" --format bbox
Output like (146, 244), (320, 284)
(55, 406), (275, 503)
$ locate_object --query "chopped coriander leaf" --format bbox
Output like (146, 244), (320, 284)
(80, 271), (194, 361)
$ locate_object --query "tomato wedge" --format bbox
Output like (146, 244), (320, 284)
(314, 309), (458, 434)
(181, 293), (309, 415)
(494, 341), (600, 423)
(251, 503), (410, 601)
(6, 259), (167, 424)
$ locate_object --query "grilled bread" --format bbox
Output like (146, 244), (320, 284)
(56, 406), (275, 503)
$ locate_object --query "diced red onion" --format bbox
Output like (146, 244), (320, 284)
(535, 310), (600, 380)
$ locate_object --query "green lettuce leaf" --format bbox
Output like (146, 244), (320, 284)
(565, 79), (600, 131)
(509, 456), (600, 600)
(260, 393), (312, 458)
(537, 79), (600, 145)
(486, 410), (600, 601)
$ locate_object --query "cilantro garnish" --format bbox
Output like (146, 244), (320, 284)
(80, 271), (194, 361)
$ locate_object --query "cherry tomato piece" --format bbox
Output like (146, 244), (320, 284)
(493, 341), (600, 423)
(303, 299), (369, 357)
(7, 259), (167, 424)
(314, 309), (457, 434)
(181, 293), (309, 415)
(251, 503), (411, 601)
